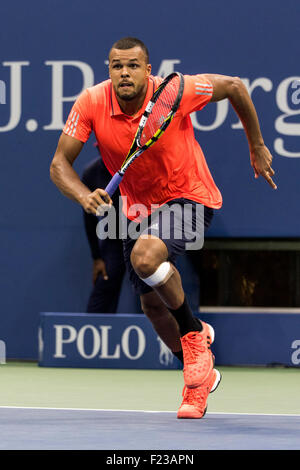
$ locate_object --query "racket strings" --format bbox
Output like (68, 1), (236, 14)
(139, 76), (180, 146)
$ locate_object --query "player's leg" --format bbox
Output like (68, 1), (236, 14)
(122, 220), (185, 362)
(123, 202), (216, 418)
(131, 235), (203, 336)
(136, 240), (219, 419)
(130, 200), (215, 388)
(140, 289), (183, 362)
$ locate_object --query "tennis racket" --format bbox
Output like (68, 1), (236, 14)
(104, 72), (184, 197)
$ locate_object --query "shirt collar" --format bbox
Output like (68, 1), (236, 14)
(110, 76), (155, 118)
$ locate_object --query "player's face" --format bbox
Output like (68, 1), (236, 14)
(109, 47), (151, 102)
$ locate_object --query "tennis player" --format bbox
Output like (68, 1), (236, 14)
(50, 37), (276, 419)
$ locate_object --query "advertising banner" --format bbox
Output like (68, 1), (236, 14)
(39, 313), (182, 369)
(39, 311), (300, 368)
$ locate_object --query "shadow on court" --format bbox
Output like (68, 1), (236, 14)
(0, 408), (299, 450)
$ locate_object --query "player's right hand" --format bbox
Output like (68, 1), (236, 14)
(82, 188), (112, 215)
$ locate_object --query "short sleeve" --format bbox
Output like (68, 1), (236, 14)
(63, 89), (92, 142)
(180, 74), (213, 116)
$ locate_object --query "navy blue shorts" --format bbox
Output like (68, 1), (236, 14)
(121, 198), (214, 295)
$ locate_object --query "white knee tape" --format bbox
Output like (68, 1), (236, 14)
(142, 261), (173, 288)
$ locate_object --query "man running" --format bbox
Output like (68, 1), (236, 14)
(50, 37), (276, 419)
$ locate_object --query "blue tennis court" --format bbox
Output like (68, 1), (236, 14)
(0, 407), (299, 450)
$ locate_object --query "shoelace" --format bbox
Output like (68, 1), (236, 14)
(181, 385), (206, 408)
(181, 332), (206, 362)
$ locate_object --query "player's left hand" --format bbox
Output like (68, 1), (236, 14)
(250, 144), (277, 189)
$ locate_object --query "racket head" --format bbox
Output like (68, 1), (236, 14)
(136, 72), (184, 148)
(120, 72), (184, 174)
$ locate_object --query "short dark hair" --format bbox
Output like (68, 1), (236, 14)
(109, 37), (149, 63)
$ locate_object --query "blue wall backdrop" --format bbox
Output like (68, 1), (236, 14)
(0, 0), (299, 358)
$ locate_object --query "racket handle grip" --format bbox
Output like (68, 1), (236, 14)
(105, 171), (123, 197)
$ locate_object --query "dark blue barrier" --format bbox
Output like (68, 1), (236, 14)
(38, 310), (300, 368)
(199, 311), (300, 367)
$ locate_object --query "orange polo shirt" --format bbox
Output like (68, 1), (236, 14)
(63, 74), (222, 220)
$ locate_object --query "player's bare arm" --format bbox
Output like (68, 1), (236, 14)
(204, 74), (277, 190)
(50, 133), (112, 214)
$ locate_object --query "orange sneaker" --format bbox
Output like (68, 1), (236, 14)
(177, 368), (221, 419)
(181, 321), (215, 388)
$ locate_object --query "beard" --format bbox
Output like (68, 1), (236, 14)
(116, 88), (137, 101)
(116, 80), (147, 102)
(117, 92), (136, 101)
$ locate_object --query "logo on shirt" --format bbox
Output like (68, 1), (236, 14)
(64, 110), (80, 138)
(195, 82), (213, 96)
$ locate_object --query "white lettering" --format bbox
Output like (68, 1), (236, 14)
(121, 326), (146, 360)
(275, 77), (300, 136)
(2, 58), (299, 159)
(38, 327), (44, 362)
(77, 325), (101, 359)
(291, 80), (300, 105)
(0, 340), (6, 364)
(53, 323), (147, 361)
(0, 61), (29, 132)
(274, 76), (300, 157)
(107, 455), (141, 467)
(99, 326), (120, 359)
(0, 80), (6, 104)
(291, 340), (300, 365)
(53, 325), (77, 358)
(273, 138), (300, 158)
(43, 60), (94, 130)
